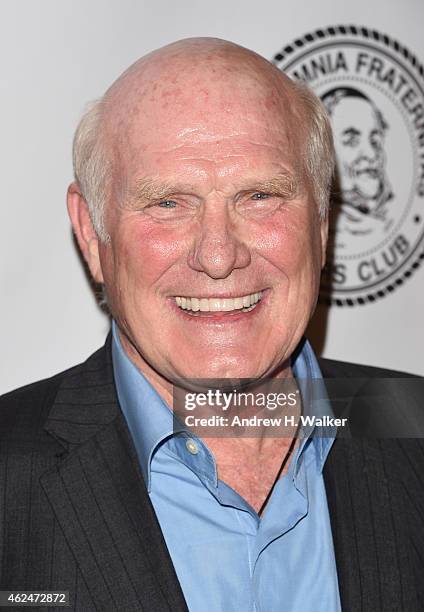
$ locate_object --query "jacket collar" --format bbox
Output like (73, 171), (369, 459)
(40, 339), (415, 612)
(41, 334), (188, 612)
(43, 334), (118, 448)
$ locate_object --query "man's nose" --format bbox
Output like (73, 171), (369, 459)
(361, 136), (377, 161)
(188, 203), (251, 279)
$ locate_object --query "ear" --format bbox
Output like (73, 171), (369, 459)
(67, 182), (104, 283)
(320, 215), (329, 269)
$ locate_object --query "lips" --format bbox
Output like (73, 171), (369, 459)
(356, 167), (379, 178)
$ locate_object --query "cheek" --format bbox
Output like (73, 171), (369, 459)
(111, 220), (186, 289)
(249, 212), (319, 276)
(341, 155), (353, 169)
(336, 144), (355, 166)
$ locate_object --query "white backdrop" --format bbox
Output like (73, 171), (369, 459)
(1, 0), (423, 395)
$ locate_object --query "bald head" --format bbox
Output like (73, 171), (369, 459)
(72, 37), (334, 241)
(103, 37), (298, 116)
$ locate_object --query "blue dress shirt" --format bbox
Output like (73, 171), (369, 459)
(111, 322), (341, 612)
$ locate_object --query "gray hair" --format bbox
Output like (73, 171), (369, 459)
(72, 98), (111, 242)
(290, 78), (335, 219)
(72, 79), (334, 242)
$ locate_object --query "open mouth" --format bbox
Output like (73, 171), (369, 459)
(174, 291), (263, 317)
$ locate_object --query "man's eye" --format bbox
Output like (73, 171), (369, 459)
(251, 192), (270, 200)
(142, 198), (196, 221)
(370, 131), (383, 148)
(237, 192), (281, 218)
(342, 135), (359, 147)
(157, 200), (177, 208)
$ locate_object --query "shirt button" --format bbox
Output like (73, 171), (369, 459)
(186, 439), (199, 455)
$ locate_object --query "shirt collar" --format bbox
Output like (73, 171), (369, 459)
(111, 322), (336, 489)
(290, 338), (337, 472)
(111, 321), (182, 490)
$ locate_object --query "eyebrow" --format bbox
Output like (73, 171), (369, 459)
(244, 172), (300, 199)
(342, 127), (361, 136)
(131, 178), (196, 203)
(130, 170), (300, 204)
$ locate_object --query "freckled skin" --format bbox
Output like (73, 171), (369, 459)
(80, 39), (327, 395)
(68, 39), (329, 512)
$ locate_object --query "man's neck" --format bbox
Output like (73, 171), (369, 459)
(205, 435), (299, 515)
(117, 326), (302, 514)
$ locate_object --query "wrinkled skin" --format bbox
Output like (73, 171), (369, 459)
(68, 38), (328, 405)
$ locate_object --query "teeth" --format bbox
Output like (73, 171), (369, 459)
(191, 298), (200, 312)
(174, 291), (263, 313)
(199, 298), (209, 312)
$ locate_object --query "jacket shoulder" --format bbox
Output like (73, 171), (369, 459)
(0, 371), (67, 432)
(0, 342), (110, 449)
(318, 356), (419, 379)
(0, 341), (110, 405)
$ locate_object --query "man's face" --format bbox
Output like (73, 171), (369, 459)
(332, 97), (386, 201)
(95, 67), (327, 384)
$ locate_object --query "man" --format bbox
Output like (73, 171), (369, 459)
(1, 38), (423, 611)
(321, 87), (393, 236)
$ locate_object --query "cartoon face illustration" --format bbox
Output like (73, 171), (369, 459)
(322, 87), (393, 231)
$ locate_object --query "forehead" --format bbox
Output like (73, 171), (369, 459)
(332, 97), (378, 129)
(105, 61), (305, 181)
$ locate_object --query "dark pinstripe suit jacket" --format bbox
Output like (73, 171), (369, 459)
(1, 337), (423, 611)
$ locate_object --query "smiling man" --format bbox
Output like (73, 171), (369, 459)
(1, 38), (424, 612)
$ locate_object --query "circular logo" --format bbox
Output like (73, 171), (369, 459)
(274, 25), (424, 306)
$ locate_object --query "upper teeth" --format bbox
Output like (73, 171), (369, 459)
(175, 291), (262, 312)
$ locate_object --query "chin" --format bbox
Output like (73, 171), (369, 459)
(174, 355), (263, 381)
(357, 181), (380, 199)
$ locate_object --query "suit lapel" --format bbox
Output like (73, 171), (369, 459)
(321, 361), (419, 612)
(39, 345), (421, 610)
(40, 338), (188, 612)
